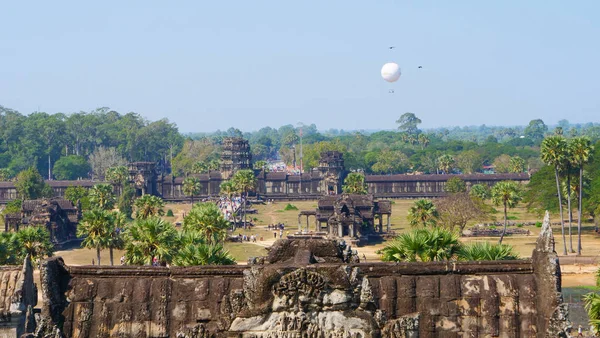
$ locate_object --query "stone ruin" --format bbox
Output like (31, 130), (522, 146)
(0, 257), (37, 337)
(30, 212), (570, 337)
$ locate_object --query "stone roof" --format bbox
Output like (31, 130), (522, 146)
(365, 173), (530, 183)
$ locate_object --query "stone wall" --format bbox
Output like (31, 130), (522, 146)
(36, 212), (569, 337)
(0, 257), (37, 337)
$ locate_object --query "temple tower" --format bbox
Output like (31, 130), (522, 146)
(220, 137), (252, 179)
(315, 151), (345, 195)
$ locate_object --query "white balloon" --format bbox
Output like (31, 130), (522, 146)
(381, 62), (401, 82)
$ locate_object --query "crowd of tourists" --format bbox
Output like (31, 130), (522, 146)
(217, 196), (244, 221)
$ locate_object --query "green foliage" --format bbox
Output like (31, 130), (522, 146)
(509, 156), (526, 173)
(89, 183), (115, 211)
(0, 168), (13, 181)
(0, 232), (19, 265)
(407, 199), (439, 228)
(15, 226), (54, 263)
(437, 154), (455, 174)
(379, 227), (461, 262)
(535, 221), (542, 228)
(173, 230), (235, 266)
(182, 177), (202, 203)
(524, 119), (548, 144)
(52, 155), (90, 180)
(166, 209), (174, 217)
(64, 186), (90, 210)
(342, 172), (368, 194)
(134, 195), (165, 219)
(396, 112), (422, 135)
(1, 199), (22, 216)
(445, 177), (466, 193)
(14, 167), (51, 199)
(283, 203), (298, 211)
(469, 184), (491, 200)
(458, 242), (519, 261)
(491, 181), (523, 243)
(584, 292), (600, 335)
(124, 217), (179, 265)
(106, 166), (129, 186)
(524, 165), (560, 215)
(183, 203), (230, 244)
(78, 208), (114, 265)
(118, 184), (135, 218)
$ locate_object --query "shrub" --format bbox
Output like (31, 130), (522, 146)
(166, 209), (174, 217)
(458, 242), (519, 261)
(535, 221), (543, 228)
(516, 223), (524, 228)
(489, 225), (497, 230)
(283, 203), (298, 211)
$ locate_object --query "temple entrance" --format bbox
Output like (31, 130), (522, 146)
(340, 204), (350, 216)
(342, 224), (349, 237)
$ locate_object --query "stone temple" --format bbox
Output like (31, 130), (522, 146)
(25, 212), (570, 337)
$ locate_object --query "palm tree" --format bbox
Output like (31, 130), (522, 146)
(438, 154), (455, 174)
(89, 183), (116, 211)
(220, 180), (237, 200)
(192, 161), (208, 174)
(407, 199), (439, 228)
(15, 226), (54, 264)
(183, 202), (230, 244)
(509, 156), (525, 173)
(107, 211), (127, 266)
(458, 242), (519, 261)
(173, 230), (235, 266)
(570, 136), (594, 255)
(541, 135), (569, 255)
(491, 181), (523, 244)
(379, 227), (461, 262)
(182, 177), (202, 205)
(78, 209), (112, 265)
(342, 172), (368, 194)
(232, 169), (257, 227)
(123, 217), (179, 265)
(134, 195), (165, 219)
(0, 232), (19, 265)
(106, 166), (128, 196)
(584, 292), (600, 335)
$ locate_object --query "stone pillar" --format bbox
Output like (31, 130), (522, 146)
(297, 215), (302, 232)
(315, 216), (319, 232)
(338, 223), (343, 238)
(349, 223), (354, 238)
(306, 216), (309, 233)
(379, 215), (383, 233)
(387, 215), (391, 233)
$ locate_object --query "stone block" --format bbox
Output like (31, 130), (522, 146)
(440, 275), (461, 298)
(416, 276), (439, 298)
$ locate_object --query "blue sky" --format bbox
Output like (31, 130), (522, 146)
(1, 1), (599, 133)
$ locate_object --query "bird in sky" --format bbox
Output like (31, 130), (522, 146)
(418, 66), (423, 69)
(389, 46), (395, 49)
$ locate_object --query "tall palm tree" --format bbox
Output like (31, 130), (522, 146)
(407, 199), (439, 228)
(123, 217), (179, 265)
(232, 170), (257, 227)
(89, 183), (116, 211)
(15, 226), (54, 264)
(192, 161), (208, 174)
(134, 195), (165, 219)
(342, 172), (368, 194)
(78, 209), (113, 265)
(107, 211), (127, 266)
(570, 136), (594, 255)
(182, 177), (202, 205)
(183, 202), (230, 244)
(491, 181), (523, 244)
(220, 180), (237, 200)
(541, 135), (569, 255)
(438, 154), (455, 174)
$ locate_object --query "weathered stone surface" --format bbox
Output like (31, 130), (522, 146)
(34, 232), (570, 337)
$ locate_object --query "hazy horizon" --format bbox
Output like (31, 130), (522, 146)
(2, 1), (599, 133)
